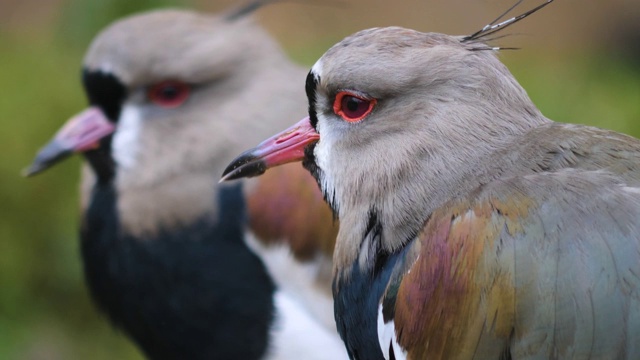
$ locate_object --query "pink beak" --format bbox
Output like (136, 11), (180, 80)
(221, 116), (319, 182)
(23, 107), (115, 177)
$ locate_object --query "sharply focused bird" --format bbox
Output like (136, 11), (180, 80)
(25, 3), (345, 360)
(222, 1), (640, 358)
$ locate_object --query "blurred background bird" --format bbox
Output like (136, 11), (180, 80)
(3, 0), (640, 359)
(19, 1), (346, 359)
(223, 1), (640, 358)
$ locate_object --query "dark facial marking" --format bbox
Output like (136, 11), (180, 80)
(305, 70), (320, 130)
(81, 70), (126, 182)
(82, 69), (127, 121)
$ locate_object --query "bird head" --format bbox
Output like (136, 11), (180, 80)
(26, 4), (308, 235)
(222, 1), (553, 268)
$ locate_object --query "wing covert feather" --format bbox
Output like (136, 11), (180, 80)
(391, 169), (640, 359)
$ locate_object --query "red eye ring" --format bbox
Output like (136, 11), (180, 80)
(147, 80), (190, 108)
(333, 91), (376, 123)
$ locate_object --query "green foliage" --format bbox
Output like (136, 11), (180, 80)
(0, 33), (143, 360)
(0, 0), (189, 358)
(506, 52), (640, 138)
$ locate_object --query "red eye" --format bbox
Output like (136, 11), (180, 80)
(333, 91), (376, 123)
(148, 80), (190, 108)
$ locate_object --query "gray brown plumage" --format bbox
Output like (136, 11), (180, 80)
(223, 2), (640, 359)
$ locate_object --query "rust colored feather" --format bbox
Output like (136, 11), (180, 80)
(394, 196), (534, 359)
(246, 163), (338, 261)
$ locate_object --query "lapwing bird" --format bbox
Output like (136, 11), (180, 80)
(25, 4), (344, 360)
(223, 1), (640, 358)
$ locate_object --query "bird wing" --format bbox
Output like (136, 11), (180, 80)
(382, 169), (640, 360)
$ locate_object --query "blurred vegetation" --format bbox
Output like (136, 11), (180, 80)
(1, 0), (639, 359)
(58, 0), (186, 47)
(2, 1), (187, 359)
(508, 53), (640, 137)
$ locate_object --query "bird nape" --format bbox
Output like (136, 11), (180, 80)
(25, 2), (345, 360)
(222, 1), (640, 359)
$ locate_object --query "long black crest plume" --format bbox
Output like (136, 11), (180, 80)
(225, 0), (346, 22)
(463, 0), (554, 42)
(225, 0), (281, 21)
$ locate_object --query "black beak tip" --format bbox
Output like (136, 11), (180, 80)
(22, 163), (45, 177)
(22, 142), (72, 178)
(220, 152), (267, 183)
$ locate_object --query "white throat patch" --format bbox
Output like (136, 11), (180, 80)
(313, 111), (340, 213)
(112, 104), (142, 170)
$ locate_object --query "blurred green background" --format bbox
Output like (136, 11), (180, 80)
(1, 0), (639, 358)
